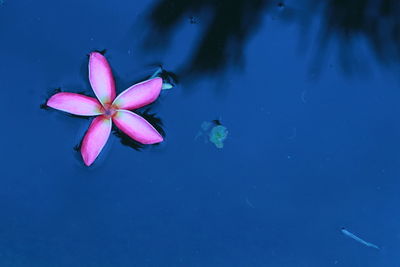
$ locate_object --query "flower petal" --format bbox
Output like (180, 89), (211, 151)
(47, 92), (103, 116)
(81, 116), (112, 166)
(113, 110), (163, 144)
(112, 78), (162, 110)
(89, 52), (116, 105)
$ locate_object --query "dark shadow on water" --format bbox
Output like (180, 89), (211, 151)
(153, 65), (179, 86)
(308, 0), (400, 76)
(144, 0), (400, 80)
(212, 119), (222, 126)
(145, 0), (281, 79)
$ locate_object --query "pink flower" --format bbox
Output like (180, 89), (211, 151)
(47, 52), (164, 166)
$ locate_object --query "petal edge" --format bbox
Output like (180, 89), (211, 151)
(112, 78), (162, 110)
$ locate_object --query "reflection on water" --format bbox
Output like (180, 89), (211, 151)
(146, 0), (277, 77)
(146, 0), (400, 78)
(309, 0), (400, 74)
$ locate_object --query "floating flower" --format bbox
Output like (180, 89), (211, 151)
(47, 52), (164, 166)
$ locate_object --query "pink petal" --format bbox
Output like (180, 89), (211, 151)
(89, 52), (116, 105)
(47, 92), (103, 116)
(81, 116), (112, 166)
(113, 110), (163, 144)
(112, 78), (162, 110)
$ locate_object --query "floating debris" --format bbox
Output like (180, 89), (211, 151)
(301, 90), (307, 103)
(341, 228), (380, 250)
(196, 119), (228, 149)
(245, 197), (255, 209)
(150, 66), (177, 90)
(150, 67), (162, 79)
(161, 83), (173, 90)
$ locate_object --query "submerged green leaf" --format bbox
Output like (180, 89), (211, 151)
(209, 125), (228, 148)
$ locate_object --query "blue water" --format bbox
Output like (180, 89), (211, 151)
(1, 0), (399, 266)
